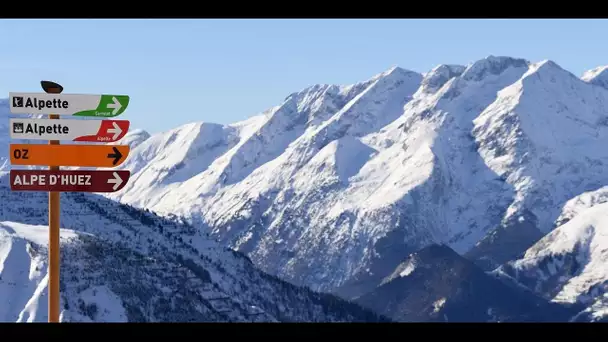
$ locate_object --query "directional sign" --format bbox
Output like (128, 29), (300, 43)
(9, 92), (129, 117)
(9, 144), (129, 167)
(9, 118), (130, 142)
(10, 169), (130, 192)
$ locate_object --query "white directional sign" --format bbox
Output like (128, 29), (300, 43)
(9, 92), (129, 117)
(9, 118), (130, 142)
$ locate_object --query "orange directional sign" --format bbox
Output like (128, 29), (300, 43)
(9, 144), (129, 167)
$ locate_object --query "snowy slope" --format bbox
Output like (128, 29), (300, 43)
(495, 197), (608, 322)
(473, 60), (608, 234)
(93, 56), (608, 301)
(109, 128), (150, 149)
(582, 65), (608, 89)
(465, 60), (608, 269)
(0, 174), (386, 322)
(556, 186), (608, 227)
(0, 222), (79, 322)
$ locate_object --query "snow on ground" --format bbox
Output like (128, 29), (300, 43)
(556, 186), (608, 226)
(581, 65), (608, 89)
(69, 285), (128, 322)
(0, 184), (385, 322)
(503, 201), (608, 319)
(0, 221), (85, 322)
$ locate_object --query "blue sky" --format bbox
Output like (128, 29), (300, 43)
(1, 19), (606, 135)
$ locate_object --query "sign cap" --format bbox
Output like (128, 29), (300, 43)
(41, 80), (63, 94)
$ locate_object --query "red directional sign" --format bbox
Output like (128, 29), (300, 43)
(10, 118), (130, 142)
(73, 120), (130, 142)
(10, 169), (130, 193)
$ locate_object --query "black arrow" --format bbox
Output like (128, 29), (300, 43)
(107, 146), (123, 166)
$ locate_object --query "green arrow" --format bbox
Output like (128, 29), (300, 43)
(73, 95), (130, 117)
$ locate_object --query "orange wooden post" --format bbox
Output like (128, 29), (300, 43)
(42, 80), (62, 323)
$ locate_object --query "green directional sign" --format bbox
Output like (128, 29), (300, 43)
(9, 92), (130, 117)
(73, 95), (130, 117)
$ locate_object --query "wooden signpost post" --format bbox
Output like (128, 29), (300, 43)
(7, 81), (132, 323)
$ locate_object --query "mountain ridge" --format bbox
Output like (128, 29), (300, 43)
(92, 56), (608, 305)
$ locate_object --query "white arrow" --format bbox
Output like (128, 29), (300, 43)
(106, 96), (122, 115)
(107, 171), (123, 190)
(106, 122), (123, 140)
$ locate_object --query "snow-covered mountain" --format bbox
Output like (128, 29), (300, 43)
(96, 56), (608, 305)
(354, 244), (580, 322)
(582, 65), (608, 89)
(495, 187), (608, 322)
(0, 175), (387, 322)
(86, 56), (608, 303)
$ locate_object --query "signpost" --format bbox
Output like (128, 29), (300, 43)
(9, 118), (130, 142)
(7, 81), (132, 323)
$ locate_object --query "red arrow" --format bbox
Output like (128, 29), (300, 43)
(73, 120), (130, 142)
(10, 170), (130, 193)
